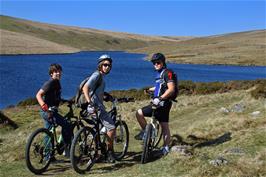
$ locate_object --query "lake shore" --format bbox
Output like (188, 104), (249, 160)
(1, 50), (266, 67)
(2, 79), (265, 110)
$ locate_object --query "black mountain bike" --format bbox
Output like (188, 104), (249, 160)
(141, 103), (163, 164)
(70, 97), (133, 174)
(25, 100), (79, 174)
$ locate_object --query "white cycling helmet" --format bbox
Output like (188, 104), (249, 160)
(98, 54), (112, 64)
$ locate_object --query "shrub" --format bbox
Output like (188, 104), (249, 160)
(251, 83), (266, 99)
(194, 82), (225, 94)
(179, 80), (195, 95)
(17, 97), (38, 106)
(0, 111), (18, 129)
(110, 88), (150, 101)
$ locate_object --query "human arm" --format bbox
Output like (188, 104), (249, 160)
(159, 82), (175, 100)
(36, 89), (45, 107)
(83, 83), (92, 104)
(36, 89), (49, 111)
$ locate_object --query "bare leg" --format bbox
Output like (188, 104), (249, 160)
(160, 122), (171, 147)
(106, 128), (115, 150)
(136, 109), (147, 130)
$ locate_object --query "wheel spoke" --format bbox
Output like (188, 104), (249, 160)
(25, 128), (53, 174)
(113, 121), (129, 160)
(70, 127), (97, 174)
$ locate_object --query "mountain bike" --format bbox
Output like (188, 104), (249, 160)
(141, 103), (163, 164)
(25, 100), (79, 174)
(70, 96), (133, 174)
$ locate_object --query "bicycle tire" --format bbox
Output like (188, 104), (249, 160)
(25, 128), (54, 174)
(141, 124), (152, 164)
(154, 123), (163, 148)
(113, 120), (129, 160)
(70, 126), (97, 174)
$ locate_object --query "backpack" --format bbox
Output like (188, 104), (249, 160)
(74, 72), (102, 108)
(160, 69), (179, 101)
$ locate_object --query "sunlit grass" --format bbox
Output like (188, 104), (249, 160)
(0, 89), (265, 176)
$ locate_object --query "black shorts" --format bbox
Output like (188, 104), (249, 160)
(141, 101), (172, 123)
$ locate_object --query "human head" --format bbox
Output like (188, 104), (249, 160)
(49, 63), (62, 80)
(151, 53), (166, 70)
(98, 54), (112, 74)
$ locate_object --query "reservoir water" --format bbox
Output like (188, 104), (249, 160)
(0, 51), (265, 109)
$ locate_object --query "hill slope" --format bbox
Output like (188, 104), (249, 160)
(0, 29), (79, 54)
(131, 30), (266, 66)
(0, 15), (183, 54)
(0, 90), (265, 177)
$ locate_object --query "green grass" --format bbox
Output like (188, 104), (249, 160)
(0, 89), (265, 177)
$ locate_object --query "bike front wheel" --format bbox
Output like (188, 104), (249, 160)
(113, 120), (129, 160)
(70, 126), (97, 174)
(141, 124), (152, 164)
(25, 128), (54, 174)
(154, 122), (162, 148)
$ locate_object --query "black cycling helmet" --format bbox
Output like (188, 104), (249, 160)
(98, 54), (113, 64)
(150, 53), (166, 63)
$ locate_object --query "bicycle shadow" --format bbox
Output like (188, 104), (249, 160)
(39, 131), (233, 175)
(88, 151), (142, 174)
(170, 132), (232, 148)
(40, 151), (143, 175)
(43, 159), (72, 175)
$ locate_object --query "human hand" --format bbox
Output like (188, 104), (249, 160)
(87, 104), (95, 114)
(47, 112), (53, 121)
(41, 104), (49, 112)
(144, 88), (153, 95)
(103, 92), (113, 102)
(152, 98), (161, 106)
(152, 97), (164, 107)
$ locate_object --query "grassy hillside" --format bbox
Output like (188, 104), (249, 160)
(0, 15), (182, 54)
(131, 30), (266, 66)
(0, 89), (265, 177)
(1, 15), (265, 65)
(0, 29), (80, 54)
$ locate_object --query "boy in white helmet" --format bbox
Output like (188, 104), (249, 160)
(83, 54), (116, 163)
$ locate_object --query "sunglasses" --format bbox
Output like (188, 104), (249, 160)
(103, 63), (111, 67)
(153, 61), (162, 65)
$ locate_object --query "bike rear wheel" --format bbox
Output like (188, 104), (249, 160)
(70, 126), (97, 174)
(25, 128), (54, 174)
(141, 124), (152, 164)
(113, 120), (129, 160)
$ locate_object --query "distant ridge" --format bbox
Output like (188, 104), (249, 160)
(0, 15), (265, 66)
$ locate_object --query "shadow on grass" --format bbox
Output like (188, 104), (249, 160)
(42, 151), (143, 175)
(192, 132), (232, 148)
(89, 151), (143, 174)
(40, 133), (232, 175)
(43, 159), (72, 175)
(170, 132), (232, 148)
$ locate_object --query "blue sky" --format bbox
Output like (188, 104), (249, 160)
(0, 0), (265, 36)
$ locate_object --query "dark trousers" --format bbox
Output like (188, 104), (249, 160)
(40, 110), (73, 145)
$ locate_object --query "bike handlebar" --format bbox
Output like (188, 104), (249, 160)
(115, 97), (135, 103)
(48, 106), (58, 113)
